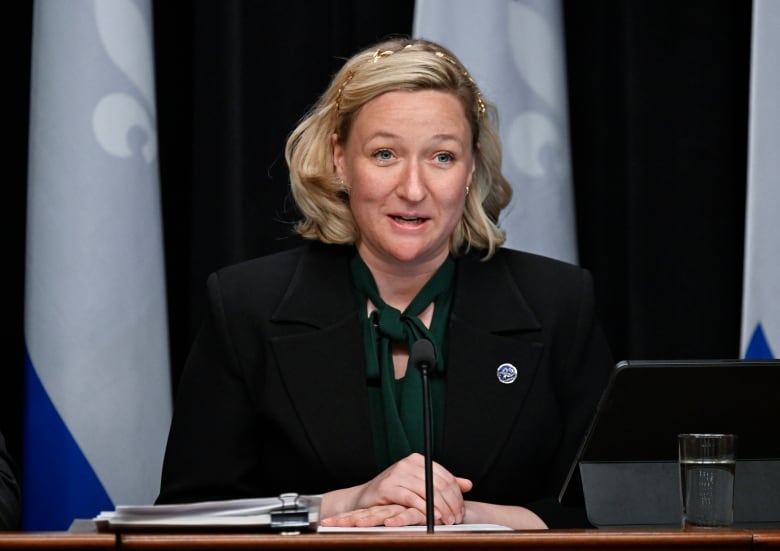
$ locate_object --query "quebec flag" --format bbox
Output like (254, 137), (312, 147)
(740, 0), (779, 360)
(413, 0), (577, 264)
(23, 0), (172, 530)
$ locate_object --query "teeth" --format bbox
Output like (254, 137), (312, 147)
(393, 216), (423, 223)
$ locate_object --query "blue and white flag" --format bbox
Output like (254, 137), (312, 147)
(740, 0), (780, 359)
(24, 0), (171, 530)
(414, 0), (577, 264)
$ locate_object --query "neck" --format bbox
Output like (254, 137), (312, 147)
(372, 270), (434, 312)
(357, 249), (448, 312)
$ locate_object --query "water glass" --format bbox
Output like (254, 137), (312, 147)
(678, 433), (736, 528)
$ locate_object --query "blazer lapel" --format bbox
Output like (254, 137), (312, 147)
(269, 244), (378, 485)
(440, 252), (544, 486)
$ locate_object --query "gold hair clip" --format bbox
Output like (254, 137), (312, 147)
(434, 52), (486, 117)
(472, 80), (487, 117)
(372, 49), (395, 63)
(334, 71), (354, 114)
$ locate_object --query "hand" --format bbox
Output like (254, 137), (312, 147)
(462, 500), (548, 530)
(321, 453), (473, 526)
(320, 504), (425, 528)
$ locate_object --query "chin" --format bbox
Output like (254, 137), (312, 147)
(386, 248), (442, 267)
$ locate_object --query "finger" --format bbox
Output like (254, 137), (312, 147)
(319, 510), (361, 527)
(356, 455), (429, 510)
(428, 467), (467, 524)
(373, 460), (433, 511)
(320, 508), (372, 527)
(456, 476), (473, 493)
(353, 505), (410, 527)
(383, 506), (427, 527)
(322, 505), (409, 527)
(396, 457), (465, 524)
(378, 479), (429, 514)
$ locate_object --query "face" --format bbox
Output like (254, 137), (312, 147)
(333, 89), (475, 274)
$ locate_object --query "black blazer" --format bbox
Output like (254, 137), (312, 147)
(0, 432), (21, 530)
(158, 242), (613, 527)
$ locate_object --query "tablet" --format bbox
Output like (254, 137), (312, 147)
(559, 359), (780, 527)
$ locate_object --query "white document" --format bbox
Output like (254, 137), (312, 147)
(318, 524), (512, 532)
(94, 494), (321, 531)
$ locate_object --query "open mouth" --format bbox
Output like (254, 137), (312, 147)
(391, 215), (427, 225)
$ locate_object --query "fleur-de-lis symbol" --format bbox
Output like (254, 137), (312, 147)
(505, 1), (568, 180)
(92, 0), (157, 164)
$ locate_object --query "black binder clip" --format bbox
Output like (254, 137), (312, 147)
(270, 493), (313, 532)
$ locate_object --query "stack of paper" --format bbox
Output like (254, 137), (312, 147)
(94, 493), (321, 532)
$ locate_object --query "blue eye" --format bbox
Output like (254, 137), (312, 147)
(435, 152), (454, 163)
(374, 149), (393, 161)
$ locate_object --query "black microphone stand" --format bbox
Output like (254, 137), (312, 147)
(412, 339), (436, 533)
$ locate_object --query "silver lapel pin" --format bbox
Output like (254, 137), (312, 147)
(496, 363), (518, 384)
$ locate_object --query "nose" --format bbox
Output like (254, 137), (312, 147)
(396, 161), (427, 202)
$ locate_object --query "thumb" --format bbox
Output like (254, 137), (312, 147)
(456, 477), (473, 493)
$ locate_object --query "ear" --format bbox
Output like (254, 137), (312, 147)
(332, 133), (345, 178)
(468, 148), (477, 185)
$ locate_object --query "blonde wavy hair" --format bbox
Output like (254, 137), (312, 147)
(285, 37), (512, 258)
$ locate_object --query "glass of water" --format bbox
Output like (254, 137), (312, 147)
(678, 433), (737, 528)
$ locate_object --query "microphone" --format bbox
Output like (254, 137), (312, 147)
(411, 338), (436, 533)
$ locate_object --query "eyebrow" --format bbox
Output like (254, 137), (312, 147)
(364, 131), (466, 145)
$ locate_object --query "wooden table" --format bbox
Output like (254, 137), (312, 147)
(2, 528), (779, 551)
(754, 530), (780, 549)
(0, 532), (115, 549)
(118, 529), (758, 550)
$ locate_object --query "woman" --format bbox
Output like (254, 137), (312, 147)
(157, 38), (613, 529)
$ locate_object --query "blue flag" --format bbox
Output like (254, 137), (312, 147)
(741, 0), (779, 360)
(24, 0), (171, 530)
(414, 0), (577, 264)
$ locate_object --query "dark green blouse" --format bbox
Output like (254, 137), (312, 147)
(350, 253), (455, 470)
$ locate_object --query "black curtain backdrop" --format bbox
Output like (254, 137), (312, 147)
(4, 0), (751, 478)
